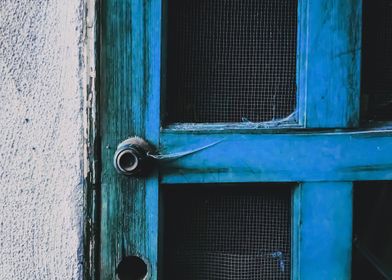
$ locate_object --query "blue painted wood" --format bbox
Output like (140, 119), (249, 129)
(295, 2), (360, 278)
(303, 0), (362, 128)
(99, 0), (368, 279)
(159, 129), (392, 184)
(100, 0), (161, 279)
(144, 1), (161, 279)
(296, 2), (361, 279)
(298, 183), (353, 279)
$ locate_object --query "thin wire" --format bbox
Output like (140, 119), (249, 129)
(147, 139), (224, 160)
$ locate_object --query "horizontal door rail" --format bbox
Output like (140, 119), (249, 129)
(160, 129), (392, 184)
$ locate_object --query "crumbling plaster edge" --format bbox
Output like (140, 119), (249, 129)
(83, 0), (100, 278)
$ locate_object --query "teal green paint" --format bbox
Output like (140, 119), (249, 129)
(298, 183), (353, 279)
(100, 0), (160, 279)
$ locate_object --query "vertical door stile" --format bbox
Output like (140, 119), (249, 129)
(304, 0), (362, 128)
(297, 183), (353, 279)
(295, 0), (362, 279)
(145, 0), (161, 279)
(100, 0), (161, 279)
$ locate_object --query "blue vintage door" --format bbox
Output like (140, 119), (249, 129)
(99, 0), (392, 279)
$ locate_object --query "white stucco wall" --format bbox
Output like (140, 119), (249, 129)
(0, 0), (86, 279)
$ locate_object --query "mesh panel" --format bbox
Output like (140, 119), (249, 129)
(165, 0), (298, 123)
(352, 182), (392, 279)
(162, 185), (292, 280)
(361, 0), (392, 121)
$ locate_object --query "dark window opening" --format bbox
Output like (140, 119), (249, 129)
(352, 182), (392, 279)
(161, 184), (292, 280)
(164, 0), (298, 124)
(361, 0), (392, 121)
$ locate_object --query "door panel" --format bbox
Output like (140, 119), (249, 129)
(98, 0), (390, 280)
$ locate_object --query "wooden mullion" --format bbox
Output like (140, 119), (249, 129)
(303, 0), (362, 128)
(296, 1), (361, 279)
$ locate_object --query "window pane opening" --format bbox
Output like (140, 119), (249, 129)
(161, 183), (292, 280)
(164, 0), (298, 124)
(352, 181), (392, 279)
(361, 0), (392, 122)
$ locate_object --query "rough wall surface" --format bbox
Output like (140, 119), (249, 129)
(0, 0), (85, 279)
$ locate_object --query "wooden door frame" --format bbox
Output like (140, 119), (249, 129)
(87, 0), (392, 279)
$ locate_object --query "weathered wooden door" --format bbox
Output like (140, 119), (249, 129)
(100, 0), (392, 279)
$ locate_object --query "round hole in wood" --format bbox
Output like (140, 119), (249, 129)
(117, 255), (148, 280)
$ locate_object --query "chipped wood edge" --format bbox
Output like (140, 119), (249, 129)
(83, 0), (100, 279)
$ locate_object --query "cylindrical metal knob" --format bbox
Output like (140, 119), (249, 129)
(114, 137), (222, 177)
(113, 137), (154, 176)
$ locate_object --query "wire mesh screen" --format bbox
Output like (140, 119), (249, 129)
(162, 184), (292, 280)
(361, 0), (392, 121)
(165, 0), (298, 123)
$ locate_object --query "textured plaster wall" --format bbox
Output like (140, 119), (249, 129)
(0, 0), (85, 279)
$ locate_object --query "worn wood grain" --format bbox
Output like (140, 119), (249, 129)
(100, 0), (160, 279)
